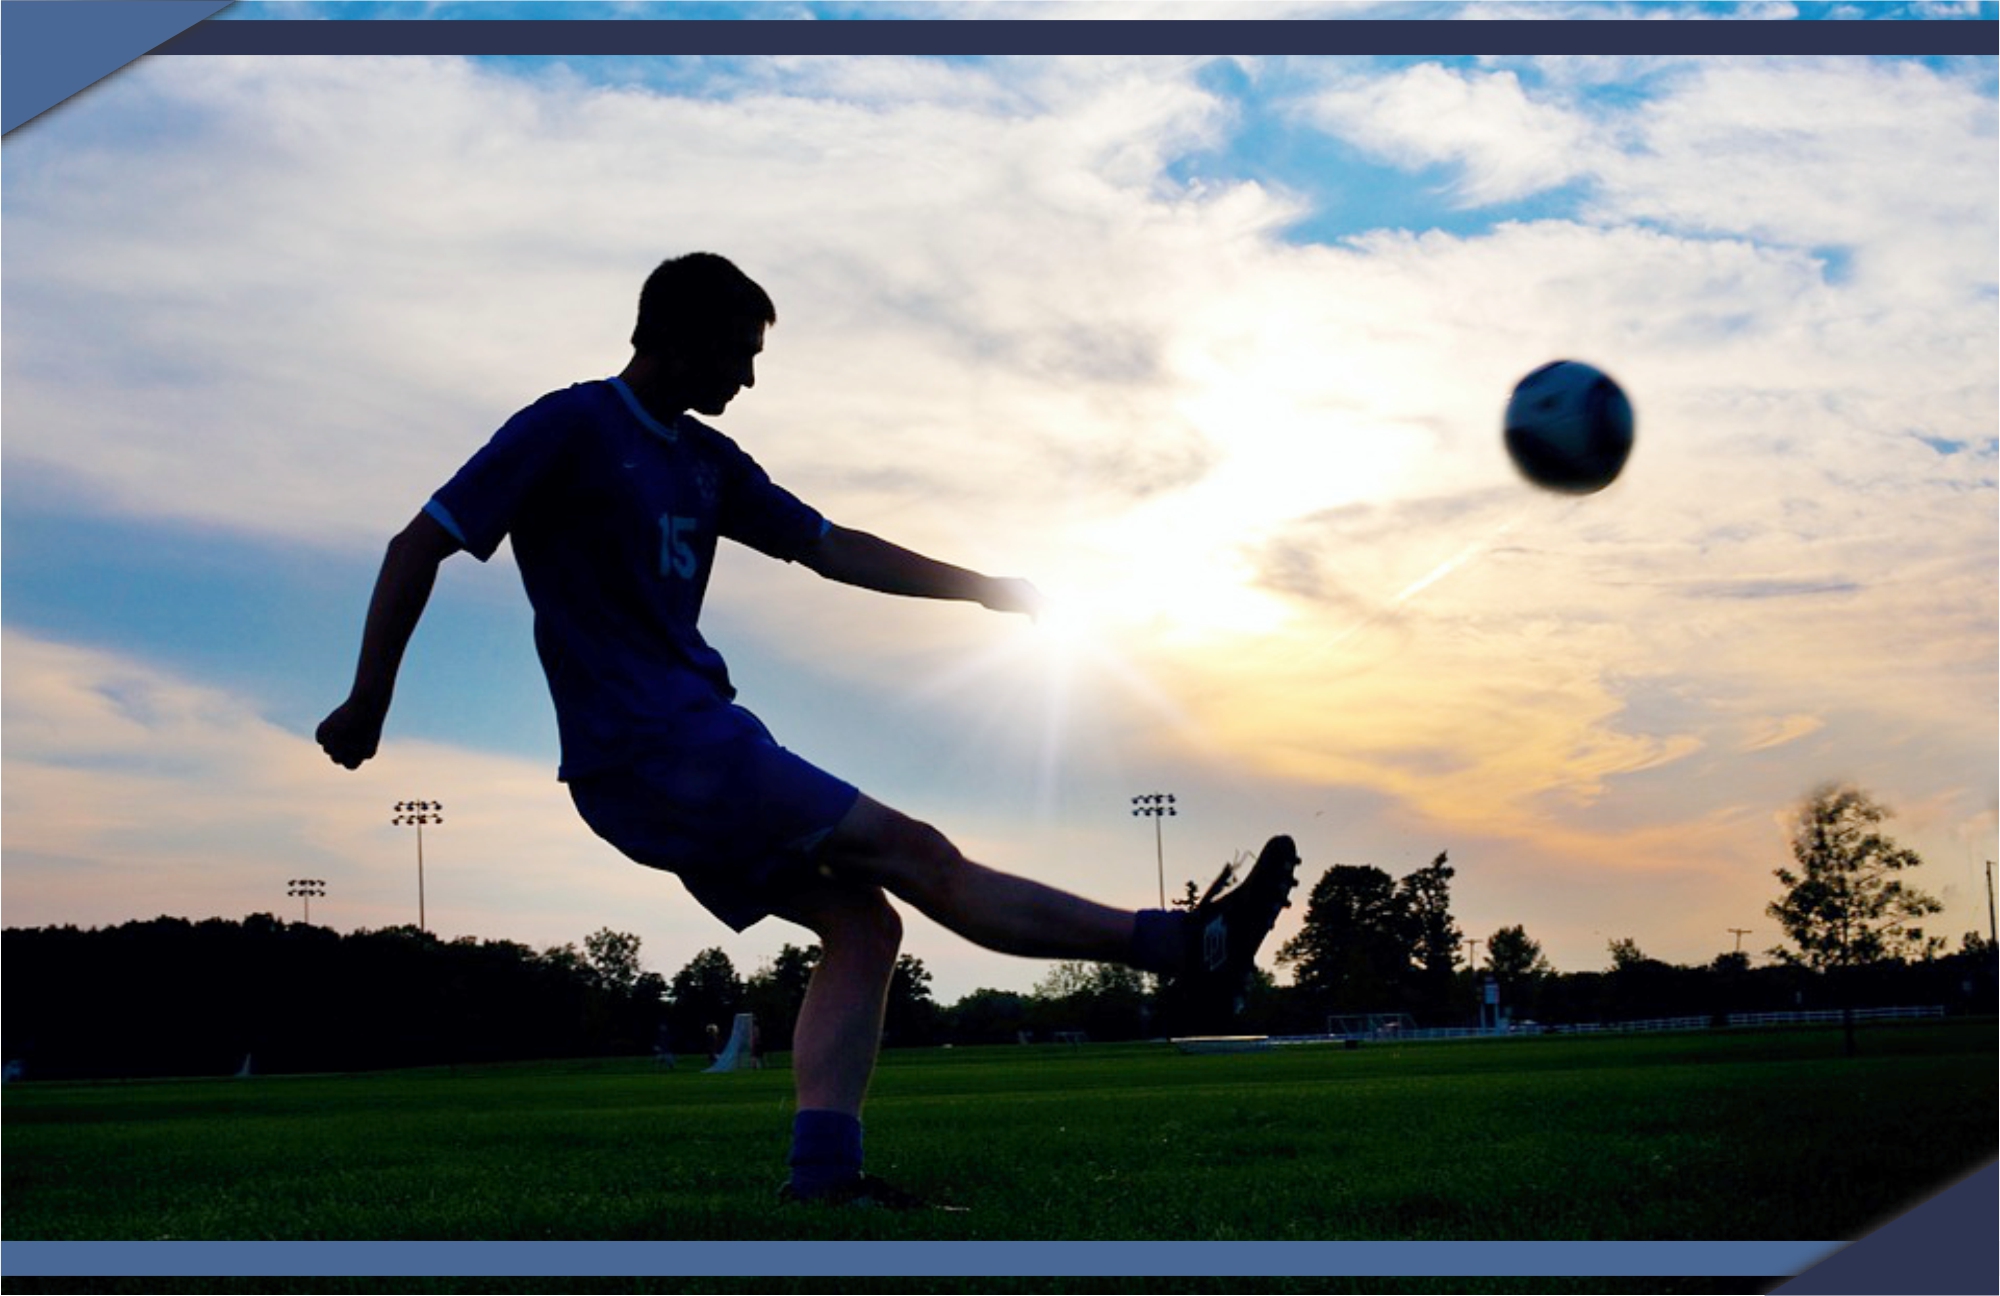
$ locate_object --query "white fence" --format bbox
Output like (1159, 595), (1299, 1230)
(1550, 1015), (1710, 1035)
(1291, 1005), (1947, 1047)
(1726, 1005), (1945, 1028)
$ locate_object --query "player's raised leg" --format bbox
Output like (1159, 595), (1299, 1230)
(814, 794), (1301, 990)
(815, 794), (1161, 966)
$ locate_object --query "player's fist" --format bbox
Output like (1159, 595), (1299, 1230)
(316, 698), (385, 770)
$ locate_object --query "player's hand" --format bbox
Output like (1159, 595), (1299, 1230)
(980, 576), (1045, 620)
(316, 698), (386, 770)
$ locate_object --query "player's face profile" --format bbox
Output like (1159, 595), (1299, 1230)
(688, 318), (765, 415)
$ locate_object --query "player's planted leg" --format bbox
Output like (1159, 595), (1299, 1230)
(771, 880), (900, 1203)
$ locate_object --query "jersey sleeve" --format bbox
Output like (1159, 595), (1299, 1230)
(713, 434), (830, 563)
(426, 393), (577, 562)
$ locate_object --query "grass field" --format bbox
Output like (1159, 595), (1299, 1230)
(4, 1021), (1993, 1248)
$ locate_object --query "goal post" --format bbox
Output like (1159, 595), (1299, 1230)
(704, 1013), (759, 1073)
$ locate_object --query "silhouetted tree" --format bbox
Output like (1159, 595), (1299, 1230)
(943, 987), (1029, 1045)
(1485, 923), (1553, 1020)
(1277, 864), (1411, 1015)
(583, 929), (645, 994)
(667, 947), (742, 1054)
(1769, 784), (1944, 1053)
(742, 943), (820, 1053)
(1399, 852), (1462, 1020)
(1028, 960), (1153, 1041)
(884, 953), (940, 1046)
(1, 917), (669, 1077)
(1769, 785), (1945, 970)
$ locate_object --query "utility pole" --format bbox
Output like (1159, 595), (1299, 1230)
(1131, 793), (1175, 910)
(287, 878), (326, 925)
(1728, 928), (1752, 954)
(392, 800), (444, 932)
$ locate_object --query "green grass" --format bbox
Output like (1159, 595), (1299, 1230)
(3, 1022), (1992, 1244)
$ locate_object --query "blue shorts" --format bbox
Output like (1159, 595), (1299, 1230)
(568, 707), (861, 931)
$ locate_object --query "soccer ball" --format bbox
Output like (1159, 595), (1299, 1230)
(1503, 360), (1635, 495)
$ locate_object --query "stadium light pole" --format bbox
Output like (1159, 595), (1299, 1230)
(1985, 860), (1995, 947)
(1131, 793), (1175, 910)
(1463, 938), (1483, 1029)
(392, 800), (444, 932)
(287, 877), (326, 925)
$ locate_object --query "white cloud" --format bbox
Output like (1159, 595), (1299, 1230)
(1591, 57), (2000, 300)
(1299, 64), (1600, 206)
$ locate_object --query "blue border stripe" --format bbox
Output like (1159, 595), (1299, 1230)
(1, 1240), (1841, 1278)
(422, 498), (468, 547)
(156, 19), (1996, 57)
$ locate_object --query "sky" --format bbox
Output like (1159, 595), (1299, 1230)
(4, 6), (1996, 1006)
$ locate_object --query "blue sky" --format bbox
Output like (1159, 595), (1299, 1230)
(4, 16), (1995, 1001)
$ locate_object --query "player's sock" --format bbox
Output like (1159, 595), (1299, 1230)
(787, 1109), (864, 1199)
(1128, 909), (1188, 975)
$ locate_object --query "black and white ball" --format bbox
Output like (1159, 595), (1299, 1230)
(1503, 360), (1635, 495)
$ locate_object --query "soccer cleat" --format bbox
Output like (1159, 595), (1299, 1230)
(778, 1172), (964, 1212)
(1168, 834), (1300, 1030)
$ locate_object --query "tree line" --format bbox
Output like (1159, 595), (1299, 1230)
(4, 783), (1992, 1079)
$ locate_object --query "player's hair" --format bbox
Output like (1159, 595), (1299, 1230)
(631, 253), (777, 356)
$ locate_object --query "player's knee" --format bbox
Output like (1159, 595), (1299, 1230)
(891, 815), (971, 897)
(825, 799), (971, 910)
(837, 890), (903, 971)
(859, 885), (903, 947)
(799, 883), (902, 967)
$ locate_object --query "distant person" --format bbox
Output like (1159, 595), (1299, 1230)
(318, 251), (1298, 1209)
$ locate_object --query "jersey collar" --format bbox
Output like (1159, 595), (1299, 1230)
(608, 376), (681, 443)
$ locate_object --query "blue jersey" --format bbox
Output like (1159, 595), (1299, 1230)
(426, 378), (828, 780)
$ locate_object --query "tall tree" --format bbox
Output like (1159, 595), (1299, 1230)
(1398, 852), (1462, 1019)
(1606, 937), (1647, 971)
(1029, 960), (1152, 1041)
(667, 947), (743, 1053)
(1768, 784), (1945, 971)
(742, 943), (820, 1052)
(583, 928), (644, 994)
(1484, 923), (1553, 1025)
(1487, 924), (1553, 983)
(884, 953), (941, 1045)
(1768, 784), (1943, 1053)
(1276, 864), (1412, 1014)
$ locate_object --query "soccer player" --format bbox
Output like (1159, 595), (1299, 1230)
(317, 252), (1298, 1208)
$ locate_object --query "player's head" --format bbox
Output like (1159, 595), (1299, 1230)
(632, 253), (776, 417)
(632, 252), (776, 357)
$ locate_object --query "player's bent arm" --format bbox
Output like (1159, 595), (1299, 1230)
(799, 523), (1042, 617)
(316, 510), (461, 769)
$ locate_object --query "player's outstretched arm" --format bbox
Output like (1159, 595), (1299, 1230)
(801, 523), (1042, 618)
(317, 510), (460, 769)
